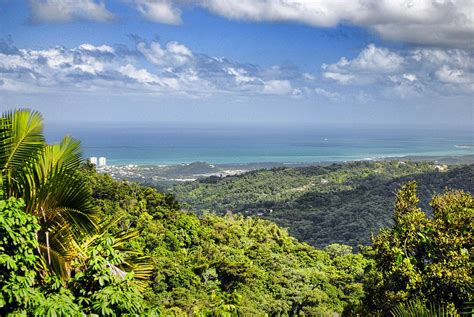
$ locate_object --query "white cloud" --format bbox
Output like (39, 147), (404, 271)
(225, 67), (257, 84)
(28, 1), (473, 48)
(131, 0), (182, 24)
(436, 65), (472, 84)
(350, 44), (404, 72)
(1, 38), (472, 100)
(411, 48), (471, 69)
(323, 44), (404, 75)
(322, 44), (474, 95)
(0, 53), (34, 70)
(137, 41), (193, 66)
(128, 0), (474, 47)
(0, 39), (298, 97)
(262, 80), (292, 95)
(119, 64), (160, 84)
(79, 43), (115, 54)
(403, 73), (417, 82)
(322, 72), (354, 84)
(29, 0), (115, 23)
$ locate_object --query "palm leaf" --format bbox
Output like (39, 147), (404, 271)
(79, 220), (153, 289)
(391, 299), (461, 317)
(0, 109), (98, 278)
(0, 109), (44, 171)
(37, 221), (82, 279)
(0, 109), (45, 197)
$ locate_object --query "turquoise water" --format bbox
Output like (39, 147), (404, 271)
(45, 123), (474, 165)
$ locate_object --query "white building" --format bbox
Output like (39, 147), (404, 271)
(89, 157), (98, 165)
(98, 157), (107, 167)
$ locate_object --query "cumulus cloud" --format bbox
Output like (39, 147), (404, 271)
(322, 72), (354, 84)
(403, 73), (417, 82)
(225, 67), (258, 84)
(323, 44), (404, 79)
(78, 43), (115, 54)
(29, 0), (115, 23)
(0, 39), (302, 97)
(436, 65), (472, 84)
(124, 0), (474, 47)
(130, 0), (182, 24)
(262, 80), (292, 95)
(27, 1), (472, 47)
(322, 44), (474, 95)
(322, 44), (407, 87)
(1, 38), (472, 100)
(137, 41), (192, 66)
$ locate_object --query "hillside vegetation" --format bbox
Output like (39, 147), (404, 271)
(2, 109), (472, 316)
(172, 161), (474, 247)
(84, 168), (368, 315)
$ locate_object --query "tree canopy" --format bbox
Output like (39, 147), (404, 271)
(1, 109), (472, 316)
(363, 181), (473, 314)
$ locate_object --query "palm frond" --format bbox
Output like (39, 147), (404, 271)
(0, 109), (44, 172)
(38, 135), (83, 177)
(391, 299), (460, 317)
(24, 155), (98, 235)
(37, 221), (82, 279)
(0, 109), (98, 278)
(79, 221), (153, 289)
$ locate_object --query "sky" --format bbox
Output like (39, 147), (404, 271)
(0, 0), (473, 127)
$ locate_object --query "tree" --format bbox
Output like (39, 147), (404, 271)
(363, 181), (473, 314)
(0, 197), (42, 315)
(0, 196), (150, 316)
(0, 109), (97, 278)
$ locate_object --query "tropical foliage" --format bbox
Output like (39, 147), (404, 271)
(1, 109), (472, 316)
(391, 299), (460, 317)
(0, 196), (151, 316)
(0, 109), (97, 277)
(0, 109), (150, 316)
(172, 161), (474, 248)
(84, 169), (369, 315)
(363, 182), (473, 314)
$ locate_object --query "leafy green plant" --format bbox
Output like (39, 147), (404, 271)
(363, 181), (473, 314)
(69, 235), (148, 316)
(0, 197), (42, 315)
(0, 109), (97, 277)
(391, 298), (460, 317)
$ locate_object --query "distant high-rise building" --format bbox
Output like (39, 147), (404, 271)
(89, 157), (98, 165)
(98, 157), (107, 167)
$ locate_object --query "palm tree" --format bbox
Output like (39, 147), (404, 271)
(0, 109), (98, 277)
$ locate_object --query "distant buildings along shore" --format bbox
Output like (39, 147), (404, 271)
(89, 156), (107, 167)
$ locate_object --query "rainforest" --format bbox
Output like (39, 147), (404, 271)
(1, 110), (472, 316)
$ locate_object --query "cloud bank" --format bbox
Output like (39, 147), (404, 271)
(322, 44), (473, 97)
(131, 0), (473, 47)
(27, 0), (473, 47)
(0, 38), (472, 102)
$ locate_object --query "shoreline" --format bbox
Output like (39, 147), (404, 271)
(96, 154), (474, 185)
(101, 154), (474, 169)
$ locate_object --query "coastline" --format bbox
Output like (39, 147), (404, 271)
(96, 154), (474, 186)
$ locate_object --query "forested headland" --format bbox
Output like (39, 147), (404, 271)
(1, 110), (473, 316)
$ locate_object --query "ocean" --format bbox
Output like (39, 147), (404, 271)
(45, 123), (474, 166)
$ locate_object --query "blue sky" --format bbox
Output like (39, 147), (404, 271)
(0, 0), (472, 127)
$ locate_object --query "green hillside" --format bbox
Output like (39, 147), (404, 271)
(2, 110), (472, 316)
(83, 167), (368, 315)
(172, 161), (474, 247)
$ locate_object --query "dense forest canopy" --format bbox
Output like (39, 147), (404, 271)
(1, 110), (473, 316)
(172, 161), (474, 248)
